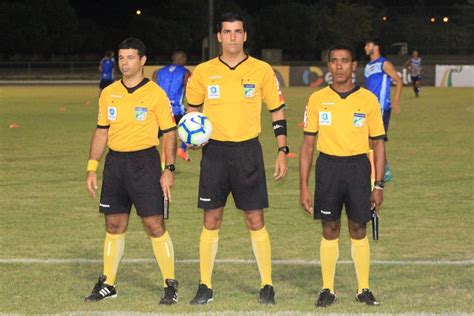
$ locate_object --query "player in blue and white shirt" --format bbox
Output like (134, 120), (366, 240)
(364, 39), (403, 182)
(99, 50), (115, 92)
(155, 50), (191, 161)
(404, 50), (422, 97)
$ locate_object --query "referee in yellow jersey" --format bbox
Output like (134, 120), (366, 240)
(299, 45), (386, 308)
(185, 12), (288, 305)
(84, 38), (179, 305)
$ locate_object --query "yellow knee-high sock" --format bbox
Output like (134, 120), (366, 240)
(250, 226), (273, 288)
(150, 230), (175, 286)
(320, 237), (339, 293)
(103, 232), (125, 285)
(351, 236), (370, 293)
(199, 227), (219, 289)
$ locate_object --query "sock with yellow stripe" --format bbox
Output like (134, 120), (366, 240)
(150, 230), (175, 286)
(250, 226), (273, 287)
(320, 237), (339, 293)
(351, 236), (371, 293)
(199, 227), (219, 289)
(103, 232), (125, 285)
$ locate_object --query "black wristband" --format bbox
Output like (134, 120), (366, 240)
(272, 119), (287, 137)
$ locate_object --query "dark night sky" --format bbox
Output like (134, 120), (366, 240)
(69, 0), (470, 28)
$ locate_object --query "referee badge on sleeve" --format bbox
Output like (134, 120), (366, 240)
(107, 106), (117, 121)
(353, 113), (366, 127)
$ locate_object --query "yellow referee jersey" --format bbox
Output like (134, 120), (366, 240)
(186, 56), (285, 142)
(304, 86), (385, 156)
(98, 79), (176, 152)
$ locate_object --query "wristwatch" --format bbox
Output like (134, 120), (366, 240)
(164, 164), (175, 172)
(374, 180), (384, 189)
(278, 146), (290, 155)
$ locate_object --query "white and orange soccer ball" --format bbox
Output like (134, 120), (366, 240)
(177, 112), (212, 146)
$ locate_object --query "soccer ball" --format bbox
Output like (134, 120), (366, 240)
(177, 112), (212, 146)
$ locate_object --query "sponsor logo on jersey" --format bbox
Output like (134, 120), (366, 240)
(319, 111), (331, 126)
(243, 83), (256, 98)
(135, 107), (148, 121)
(107, 106), (117, 120)
(208, 85), (220, 99)
(353, 112), (366, 127)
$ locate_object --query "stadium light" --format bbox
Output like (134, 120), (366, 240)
(136, 10), (142, 15)
(430, 17), (436, 23)
(443, 16), (449, 23)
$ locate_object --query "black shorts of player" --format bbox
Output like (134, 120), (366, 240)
(411, 75), (421, 82)
(99, 147), (165, 217)
(198, 137), (269, 211)
(382, 108), (391, 141)
(314, 152), (372, 224)
(158, 114), (182, 138)
(99, 79), (114, 90)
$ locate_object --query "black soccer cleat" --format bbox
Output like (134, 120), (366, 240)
(159, 279), (178, 305)
(190, 283), (213, 305)
(84, 275), (117, 302)
(315, 288), (336, 307)
(258, 284), (276, 305)
(356, 288), (380, 306)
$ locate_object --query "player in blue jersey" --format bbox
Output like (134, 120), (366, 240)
(364, 39), (402, 182)
(404, 50), (422, 97)
(99, 50), (115, 92)
(155, 50), (192, 161)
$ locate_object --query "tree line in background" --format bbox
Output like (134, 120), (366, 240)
(0, 0), (473, 62)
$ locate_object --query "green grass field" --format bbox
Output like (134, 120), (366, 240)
(0, 85), (473, 314)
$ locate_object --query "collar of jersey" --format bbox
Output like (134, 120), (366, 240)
(218, 55), (249, 70)
(329, 85), (360, 99)
(121, 78), (149, 94)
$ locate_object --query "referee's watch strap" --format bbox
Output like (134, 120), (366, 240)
(277, 146), (289, 155)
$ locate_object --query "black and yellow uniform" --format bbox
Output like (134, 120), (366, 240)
(186, 56), (284, 210)
(98, 79), (176, 151)
(186, 56), (284, 142)
(304, 86), (385, 222)
(98, 79), (176, 216)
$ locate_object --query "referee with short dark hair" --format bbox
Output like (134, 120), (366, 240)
(84, 38), (179, 305)
(299, 45), (386, 308)
(185, 12), (288, 305)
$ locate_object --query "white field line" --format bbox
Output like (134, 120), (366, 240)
(0, 258), (472, 265)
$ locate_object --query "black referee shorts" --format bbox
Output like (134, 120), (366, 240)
(99, 147), (165, 217)
(197, 137), (269, 211)
(314, 152), (372, 224)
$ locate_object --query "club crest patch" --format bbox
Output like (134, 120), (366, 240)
(135, 107), (147, 121)
(107, 106), (117, 120)
(208, 85), (220, 99)
(319, 111), (331, 126)
(353, 113), (366, 127)
(243, 83), (255, 98)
